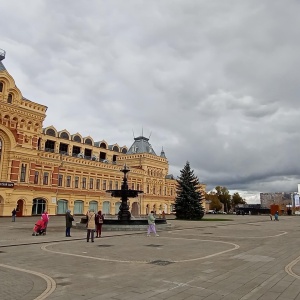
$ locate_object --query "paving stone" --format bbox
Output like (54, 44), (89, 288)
(1, 215), (300, 299)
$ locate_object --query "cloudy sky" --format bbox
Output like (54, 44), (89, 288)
(1, 0), (300, 203)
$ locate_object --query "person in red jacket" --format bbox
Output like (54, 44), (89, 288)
(41, 211), (49, 234)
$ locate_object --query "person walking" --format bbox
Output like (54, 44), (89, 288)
(147, 211), (159, 237)
(41, 211), (49, 234)
(65, 210), (74, 237)
(86, 209), (96, 242)
(274, 211), (279, 221)
(12, 208), (17, 222)
(95, 210), (104, 238)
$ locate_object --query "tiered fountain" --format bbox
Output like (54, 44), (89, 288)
(78, 164), (168, 230)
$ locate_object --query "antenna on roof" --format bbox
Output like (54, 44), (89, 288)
(142, 127), (143, 137)
(149, 131), (152, 140)
(132, 130), (135, 139)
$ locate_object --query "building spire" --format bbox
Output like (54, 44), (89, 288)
(160, 147), (166, 158)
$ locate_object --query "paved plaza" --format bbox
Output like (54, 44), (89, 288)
(1, 215), (300, 300)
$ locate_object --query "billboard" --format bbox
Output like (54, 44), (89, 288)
(294, 194), (300, 207)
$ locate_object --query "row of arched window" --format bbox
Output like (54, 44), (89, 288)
(44, 128), (127, 153)
(147, 168), (163, 177)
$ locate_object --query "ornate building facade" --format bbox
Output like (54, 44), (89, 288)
(0, 51), (183, 217)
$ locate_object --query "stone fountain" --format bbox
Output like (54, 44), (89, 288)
(77, 164), (168, 231)
(106, 164), (142, 223)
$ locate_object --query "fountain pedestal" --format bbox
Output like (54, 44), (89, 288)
(107, 164), (143, 223)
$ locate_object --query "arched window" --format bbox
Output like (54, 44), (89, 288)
(0, 82), (3, 92)
(46, 128), (56, 137)
(60, 132), (69, 140)
(73, 135), (81, 143)
(100, 142), (107, 149)
(121, 148), (127, 154)
(112, 146), (119, 152)
(7, 93), (12, 104)
(85, 138), (93, 145)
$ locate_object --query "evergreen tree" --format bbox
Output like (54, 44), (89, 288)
(174, 161), (204, 220)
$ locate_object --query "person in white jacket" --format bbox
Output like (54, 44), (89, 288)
(86, 209), (96, 242)
(147, 211), (159, 237)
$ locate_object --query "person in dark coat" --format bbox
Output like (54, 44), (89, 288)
(12, 208), (17, 222)
(65, 210), (74, 237)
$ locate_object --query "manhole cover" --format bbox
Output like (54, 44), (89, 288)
(203, 233), (212, 234)
(149, 260), (174, 266)
(98, 245), (112, 247)
(0, 251), (5, 253)
(146, 244), (162, 247)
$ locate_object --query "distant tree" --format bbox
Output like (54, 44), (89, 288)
(205, 192), (223, 211)
(215, 186), (231, 212)
(231, 192), (246, 209)
(174, 161), (205, 220)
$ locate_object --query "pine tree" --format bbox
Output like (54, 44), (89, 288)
(174, 161), (205, 220)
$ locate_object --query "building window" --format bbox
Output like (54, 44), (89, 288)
(159, 186), (162, 195)
(7, 93), (13, 104)
(46, 128), (56, 137)
(73, 135), (81, 143)
(137, 183), (140, 191)
(20, 164), (26, 182)
(85, 138), (93, 145)
(0, 82), (3, 92)
(60, 132), (69, 140)
(165, 187), (167, 196)
(66, 176), (71, 187)
(43, 172), (49, 185)
(58, 174), (63, 187)
(170, 188), (173, 196)
(153, 185), (156, 195)
(75, 176), (79, 188)
(147, 185), (150, 194)
(103, 180), (106, 190)
(90, 178), (93, 189)
(82, 177), (86, 189)
(34, 171), (39, 184)
(115, 181), (118, 190)
(131, 183), (135, 190)
(109, 180), (112, 190)
(96, 179), (100, 190)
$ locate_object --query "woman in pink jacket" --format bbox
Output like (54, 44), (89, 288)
(41, 211), (49, 234)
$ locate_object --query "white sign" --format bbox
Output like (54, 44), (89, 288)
(51, 197), (57, 204)
(294, 194), (300, 207)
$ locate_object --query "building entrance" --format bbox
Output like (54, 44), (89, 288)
(32, 198), (46, 215)
(16, 199), (24, 217)
(103, 201), (110, 214)
(74, 200), (84, 215)
(89, 201), (98, 213)
(131, 202), (139, 216)
(115, 202), (121, 215)
(57, 199), (68, 214)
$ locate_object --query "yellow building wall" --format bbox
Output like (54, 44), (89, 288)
(0, 63), (180, 217)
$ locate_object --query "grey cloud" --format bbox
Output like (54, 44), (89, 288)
(1, 0), (300, 203)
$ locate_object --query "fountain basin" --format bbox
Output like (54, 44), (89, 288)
(76, 217), (171, 231)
